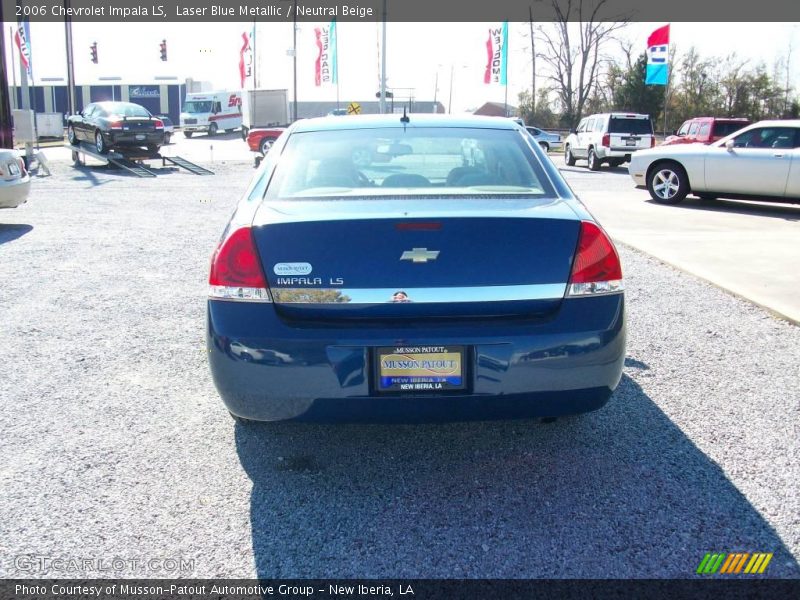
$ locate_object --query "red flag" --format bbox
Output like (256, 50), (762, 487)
(238, 32), (250, 88)
(483, 30), (494, 84)
(647, 24), (670, 48)
(15, 28), (30, 73)
(314, 27), (323, 86)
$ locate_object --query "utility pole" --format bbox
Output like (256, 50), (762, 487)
(64, 0), (76, 117)
(0, 11), (13, 149)
(379, 0), (387, 114)
(292, 0), (298, 121)
(448, 65), (454, 115)
(529, 5), (536, 118)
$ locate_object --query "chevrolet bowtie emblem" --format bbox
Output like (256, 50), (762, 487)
(400, 248), (440, 263)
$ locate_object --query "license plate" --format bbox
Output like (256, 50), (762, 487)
(135, 134), (146, 140)
(8, 162), (19, 176)
(375, 345), (466, 393)
(625, 139), (637, 146)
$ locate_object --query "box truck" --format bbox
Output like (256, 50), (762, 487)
(180, 91), (242, 138)
(241, 89), (290, 139)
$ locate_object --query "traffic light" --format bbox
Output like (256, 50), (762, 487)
(159, 39), (167, 62)
(90, 42), (98, 64)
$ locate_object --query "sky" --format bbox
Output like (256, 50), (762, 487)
(3, 21), (798, 113)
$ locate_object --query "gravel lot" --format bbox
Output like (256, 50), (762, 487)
(0, 159), (798, 578)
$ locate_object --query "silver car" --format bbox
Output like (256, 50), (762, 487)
(629, 119), (800, 205)
(0, 150), (31, 210)
(526, 126), (563, 152)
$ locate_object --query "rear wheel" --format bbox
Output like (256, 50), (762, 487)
(260, 138), (274, 155)
(241, 127), (249, 141)
(564, 145), (576, 166)
(183, 131), (193, 138)
(94, 130), (107, 154)
(587, 148), (600, 171)
(647, 162), (690, 205)
(67, 124), (78, 146)
(146, 145), (159, 155)
(163, 132), (171, 145)
(208, 123), (218, 136)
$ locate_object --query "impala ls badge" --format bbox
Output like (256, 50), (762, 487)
(400, 248), (440, 263)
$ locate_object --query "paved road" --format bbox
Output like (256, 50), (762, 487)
(0, 161), (797, 578)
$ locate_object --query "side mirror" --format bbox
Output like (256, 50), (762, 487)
(725, 139), (735, 151)
(672, 129), (678, 136)
(570, 128), (577, 135)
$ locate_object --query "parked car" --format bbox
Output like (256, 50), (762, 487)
(67, 101), (165, 154)
(628, 119), (800, 205)
(663, 117), (750, 146)
(564, 112), (655, 170)
(207, 114), (626, 423)
(327, 108), (349, 116)
(526, 126), (563, 152)
(157, 115), (175, 145)
(246, 127), (287, 155)
(0, 150), (30, 209)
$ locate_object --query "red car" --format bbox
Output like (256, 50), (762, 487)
(246, 127), (286, 155)
(663, 117), (750, 146)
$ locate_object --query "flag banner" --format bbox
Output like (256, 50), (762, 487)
(645, 24), (669, 85)
(483, 21), (508, 85)
(238, 31), (252, 88)
(15, 19), (33, 76)
(314, 20), (338, 87)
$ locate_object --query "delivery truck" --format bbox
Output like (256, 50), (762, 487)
(180, 90), (242, 138)
(241, 89), (290, 139)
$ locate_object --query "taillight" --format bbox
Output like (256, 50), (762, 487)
(650, 136), (656, 148)
(208, 227), (271, 302)
(601, 133), (610, 147)
(567, 221), (623, 297)
(109, 121), (123, 130)
(154, 119), (164, 129)
(17, 158), (26, 175)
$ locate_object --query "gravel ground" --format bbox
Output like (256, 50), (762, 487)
(0, 159), (798, 579)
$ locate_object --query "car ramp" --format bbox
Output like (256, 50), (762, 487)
(68, 142), (213, 177)
(160, 156), (214, 175)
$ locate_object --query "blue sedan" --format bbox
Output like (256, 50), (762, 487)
(207, 114), (625, 423)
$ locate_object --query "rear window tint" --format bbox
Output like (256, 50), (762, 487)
(265, 127), (555, 199)
(714, 121), (749, 137)
(609, 117), (653, 135)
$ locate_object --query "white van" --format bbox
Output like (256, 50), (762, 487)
(180, 91), (242, 138)
(564, 112), (655, 170)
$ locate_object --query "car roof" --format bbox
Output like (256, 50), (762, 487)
(687, 116), (750, 122)
(290, 114), (523, 133)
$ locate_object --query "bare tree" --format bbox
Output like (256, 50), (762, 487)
(536, 0), (628, 125)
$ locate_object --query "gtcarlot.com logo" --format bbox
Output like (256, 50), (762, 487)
(697, 552), (773, 575)
(14, 555), (195, 574)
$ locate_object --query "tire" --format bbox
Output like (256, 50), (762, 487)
(587, 148), (600, 171)
(183, 131), (193, 138)
(67, 124), (78, 146)
(539, 141), (549, 152)
(229, 411), (255, 425)
(241, 127), (249, 141)
(647, 162), (690, 205)
(94, 130), (107, 154)
(564, 145), (576, 166)
(163, 132), (171, 145)
(260, 138), (274, 155)
(146, 145), (159, 155)
(208, 123), (218, 136)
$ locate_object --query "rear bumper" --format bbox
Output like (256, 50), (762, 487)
(105, 131), (163, 147)
(596, 148), (637, 161)
(0, 176), (32, 209)
(207, 294), (626, 423)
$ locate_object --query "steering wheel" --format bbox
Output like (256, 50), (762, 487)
(355, 170), (373, 186)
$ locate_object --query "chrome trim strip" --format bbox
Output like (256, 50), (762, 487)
(271, 284), (567, 304)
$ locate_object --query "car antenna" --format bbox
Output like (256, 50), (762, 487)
(400, 107), (410, 124)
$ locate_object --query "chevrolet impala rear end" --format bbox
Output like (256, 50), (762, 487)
(207, 115), (626, 422)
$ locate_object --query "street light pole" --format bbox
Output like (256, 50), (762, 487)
(379, 0), (387, 114)
(448, 65), (454, 115)
(292, 0), (298, 121)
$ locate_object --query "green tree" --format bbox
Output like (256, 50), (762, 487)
(611, 53), (666, 122)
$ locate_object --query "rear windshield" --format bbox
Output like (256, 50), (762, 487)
(609, 117), (653, 135)
(102, 104), (150, 118)
(263, 127), (554, 199)
(714, 121), (749, 137)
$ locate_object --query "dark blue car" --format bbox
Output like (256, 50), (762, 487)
(207, 115), (625, 423)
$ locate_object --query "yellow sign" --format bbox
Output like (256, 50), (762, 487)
(347, 102), (361, 115)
